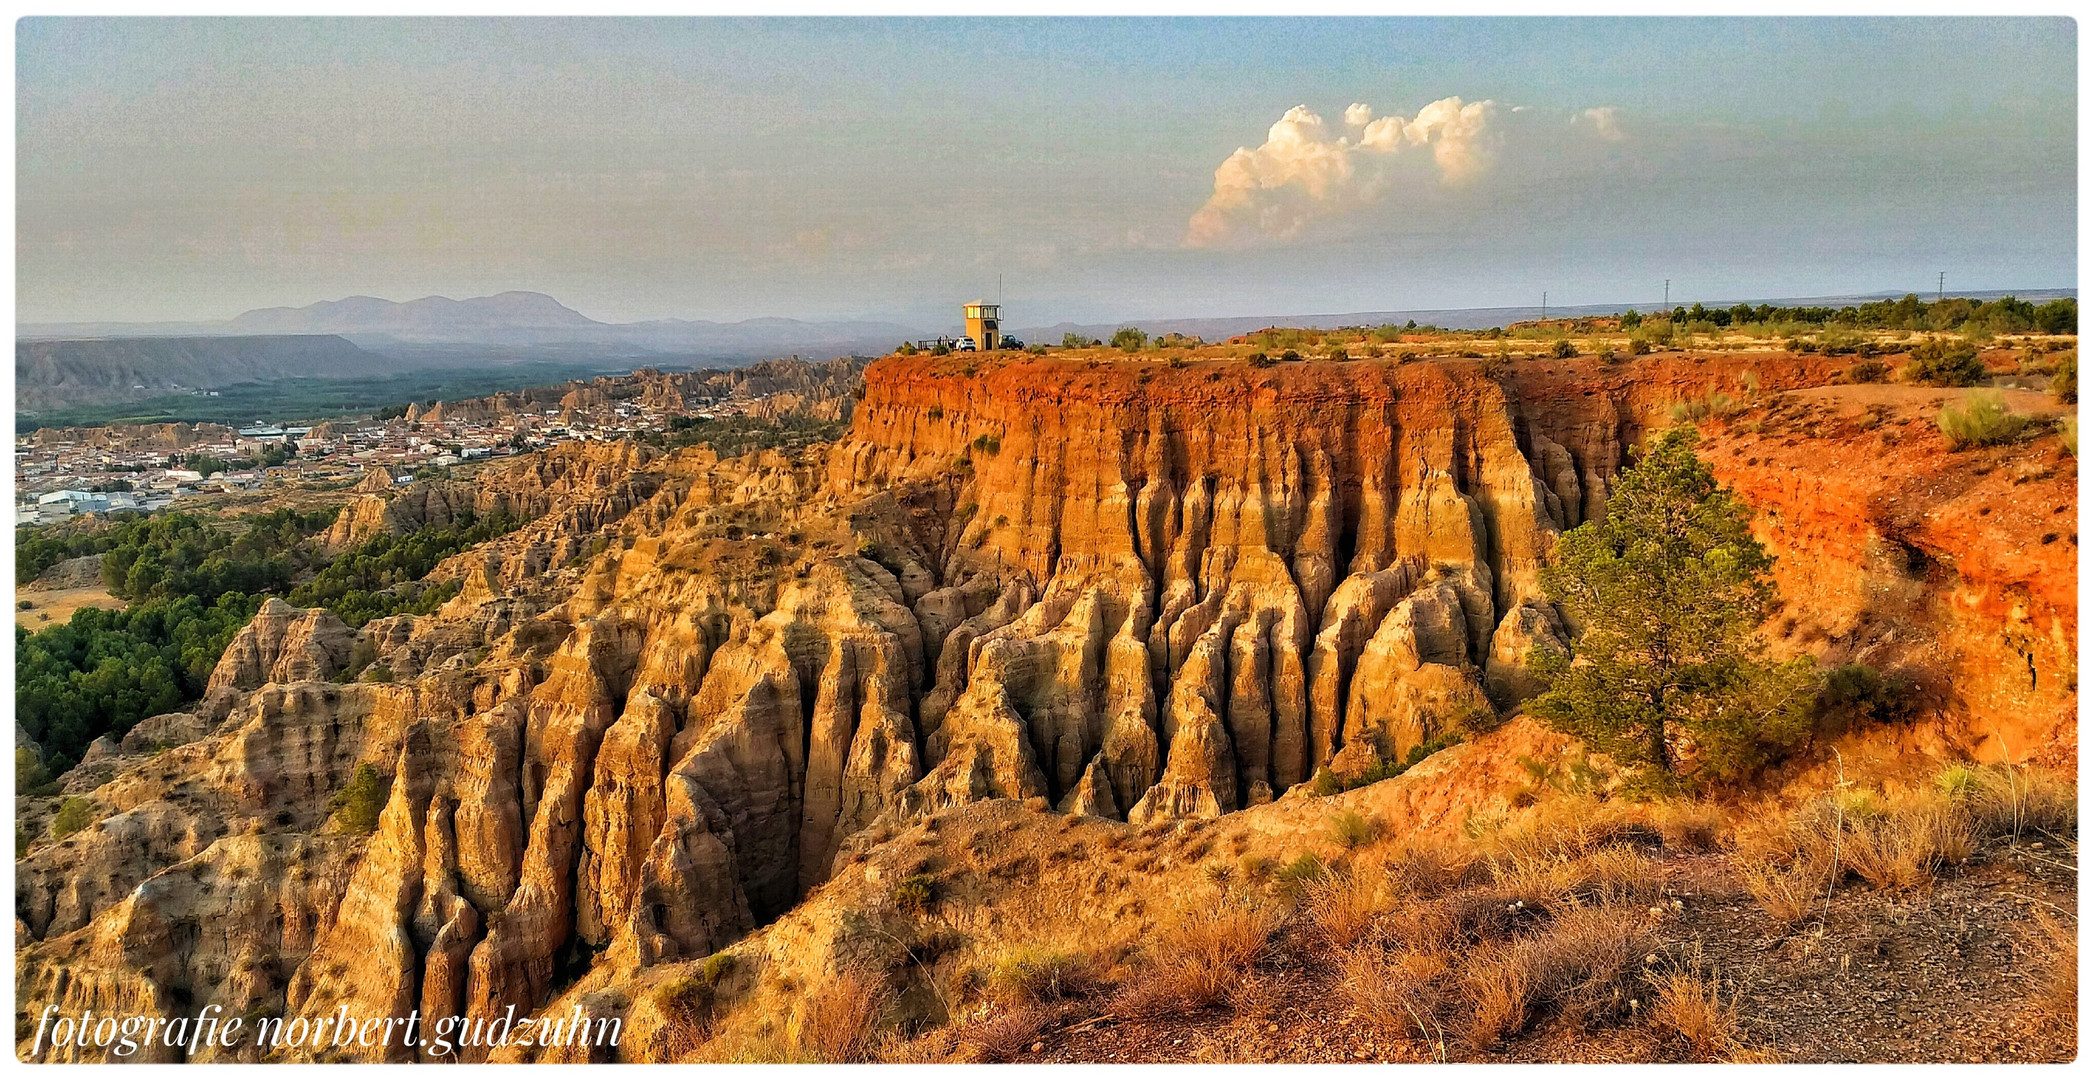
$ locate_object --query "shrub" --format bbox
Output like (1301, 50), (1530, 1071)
(702, 951), (737, 985)
(893, 873), (936, 915)
(1935, 390), (2026, 449)
(1551, 339), (1578, 359)
(971, 433), (1000, 455)
(1734, 845), (1831, 924)
(653, 973), (715, 1029)
(1328, 810), (1377, 849)
(1517, 904), (1653, 1025)
(1273, 852), (1328, 899)
(2047, 350), (2076, 402)
(1247, 352), (1273, 368)
(1062, 333), (1097, 349)
(50, 796), (97, 840)
(1813, 663), (1912, 736)
(17, 747), (60, 798)
(1111, 327), (1148, 352)
(987, 947), (1095, 1005)
(1627, 336), (1651, 356)
(1838, 798), (1970, 889)
(328, 763), (387, 835)
(2060, 416), (2077, 457)
(1595, 345), (1617, 364)
(1326, 347), (1348, 361)
(1280, 349), (1301, 363)
(1903, 339), (1986, 386)
(1650, 801), (1725, 852)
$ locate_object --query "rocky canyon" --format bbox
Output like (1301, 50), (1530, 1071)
(15, 347), (2077, 1063)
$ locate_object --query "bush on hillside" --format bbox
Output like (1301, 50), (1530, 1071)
(1903, 340), (1986, 387)
(1935, 391), (2026, 450)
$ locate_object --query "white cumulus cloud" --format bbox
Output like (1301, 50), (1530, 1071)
(1573, 106), (1625, 141)
(1185, 97), (1621, 247)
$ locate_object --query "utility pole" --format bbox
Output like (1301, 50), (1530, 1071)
(1663, 279), (1670, 307)
(1936, 271), (1944, 303)
(1541, 290), (1548, 321)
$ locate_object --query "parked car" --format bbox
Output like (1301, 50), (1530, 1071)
(956, 336), (978, 351)
(999, 336), (1024, 350)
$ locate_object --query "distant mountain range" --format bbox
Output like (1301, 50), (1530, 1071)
(226, 291), (603, 335)
(18, 292), (922, 363)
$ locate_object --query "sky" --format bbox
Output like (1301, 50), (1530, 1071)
(14, 16), (2079, 327)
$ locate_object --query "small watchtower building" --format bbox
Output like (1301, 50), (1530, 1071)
(964, 302), (1000, 349)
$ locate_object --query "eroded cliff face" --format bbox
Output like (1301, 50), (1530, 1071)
(16, 351), (2075, 1062)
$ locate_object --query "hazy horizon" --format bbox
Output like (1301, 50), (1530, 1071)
(18, 17), (2077, 327)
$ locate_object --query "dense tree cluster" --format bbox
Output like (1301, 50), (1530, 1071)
(286, 510), (517, 626)
(16, 507), (520, 773)
(17, 592), (264, 772)
(101, 509), (338, 601)
(1650, 294), (2074, 335)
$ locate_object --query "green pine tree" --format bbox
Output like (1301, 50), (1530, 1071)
(1528, 426), (1817, 794)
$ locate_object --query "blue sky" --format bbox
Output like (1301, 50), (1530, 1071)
(15, 17), (2077, 326)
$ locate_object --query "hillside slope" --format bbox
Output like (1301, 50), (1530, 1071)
(15, 334), (401, 414)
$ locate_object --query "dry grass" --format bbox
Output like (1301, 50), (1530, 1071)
(1648, 966), (1741, 1061)
(1340, 945), (1453, 1051)
(1111, 895), (1280, 1016)
(1650, 801), (1726, 852)
(955, 1005), (1055, 1063)
(1838, 797), (1970, 889)
(1733, 848), (1832, 925)
(1459, 944), (1534, 1049)
(1956, 765), (2078, 841)
(1304, 869), (1385, 948)
(1380, 835), (1480, 898)
(2028, 910), (2078, 1038)
(788, 966), (894, 1062)
(1731, 779), (1998, 920)
(1516, 904), (1655, 1026)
